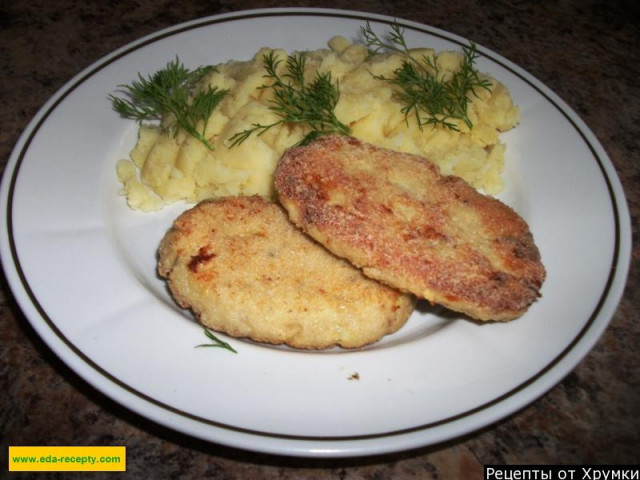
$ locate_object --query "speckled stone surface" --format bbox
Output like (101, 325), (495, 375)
(1, 0), (638, 478)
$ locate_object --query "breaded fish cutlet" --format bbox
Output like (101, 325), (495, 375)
(274, 136), (546, 321)
(157, 195), (415, 349)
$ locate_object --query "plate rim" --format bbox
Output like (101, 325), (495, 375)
(0, 7), (632, 457)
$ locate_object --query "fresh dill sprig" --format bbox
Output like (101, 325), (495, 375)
(228, 51), (351, 147)
(361, 22), (492, 131)
(195, 328), (237, 354)
(109, 57), (228, 150)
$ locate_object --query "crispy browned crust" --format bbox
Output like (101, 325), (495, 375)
(274, 136), (546, 321)
(157, 195), (415, 349)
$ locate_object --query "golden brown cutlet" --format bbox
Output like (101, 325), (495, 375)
(157, 195), (415, 349)
(274, 136), (545, 321)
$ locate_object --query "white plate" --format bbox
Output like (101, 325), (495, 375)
(0, 8), (631, 457)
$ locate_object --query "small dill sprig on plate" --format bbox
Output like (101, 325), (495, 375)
(195, 328), (237, 354)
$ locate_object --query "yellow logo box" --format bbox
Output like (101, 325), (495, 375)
(8, 446), (126, 472)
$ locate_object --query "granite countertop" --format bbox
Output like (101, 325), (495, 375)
(1, 0), (638, 477)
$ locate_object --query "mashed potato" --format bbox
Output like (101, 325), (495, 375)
(116, 36), (520, 211)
